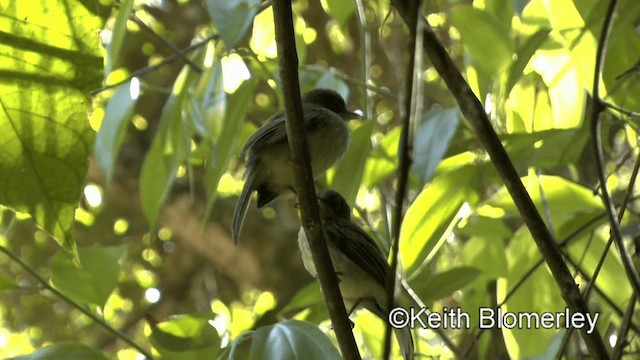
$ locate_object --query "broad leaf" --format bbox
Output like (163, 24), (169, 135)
(0, 0), (102, 257)
(51, 245), (126, 308)
(149, 313), (220, 359)
(251, 320), (340, 360)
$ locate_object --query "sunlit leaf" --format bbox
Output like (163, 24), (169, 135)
(9, 342), (108, 360)
(105, 0), (134, 75)
(94, 79), (139, 181)
(51, 246), (127, 308)
(149, 313), (220, 358)
(504, 28), (551, 97)
(0, 0), (102, 257)
(487, 175), (603, 226)
(400, 165), (474, 273)
(450, 6), (514, 75)
(251, 320), (340, 360)
(280, 283), (329, 325)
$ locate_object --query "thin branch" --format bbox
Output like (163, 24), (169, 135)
(90, 34), (219, 95)
(389, 0), (610, 355)
(602, 100), (640, 118)
(0, 244), (153, 359)
(589, 0), (640, 299)
(383, 0), (421, 358)
(355, 0), (373, 117)
(271, 0), (360, 359)
(129, 13), (202, 73)
(612, 294), (637, 359)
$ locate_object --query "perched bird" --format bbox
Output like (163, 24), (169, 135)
(298, 190), (414, 360)
(232, 89), (360, 243)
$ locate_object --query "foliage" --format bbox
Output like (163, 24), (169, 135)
(0, 0), (639, 359)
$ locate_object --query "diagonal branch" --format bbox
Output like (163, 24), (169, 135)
(390, 0), (610, 356)
(271, 0), (360, 359)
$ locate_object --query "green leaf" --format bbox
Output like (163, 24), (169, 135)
(204, 78), (257, 218)
(502, 128), (588, 169)
(363, 127), (400, 186)
(251, 320), (340, 360)
(412, 107), (459, 186)
(94, 79), (139, 181)
(50, 246), (126, 308)
(330, 120), (375, 206)
(0, 1), (102, 257)
(139, 55), (203, 225)
(9, 342), (108, 360)
(400, 165), (474, 273)
(322, 0), (356, 27)
(149, 313), (220, 358)
(205, 0), (260, 49)
(105, 0), (134, 75)
(410, 267), (481, 305)
(450, 6), (515, 75)
(504, 28), (551, 97)
(487, 175), (603, 226)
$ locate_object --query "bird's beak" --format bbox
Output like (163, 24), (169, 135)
(342, 110), (363, 120)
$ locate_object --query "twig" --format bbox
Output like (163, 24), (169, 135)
(90, 34), (219, 95)
(0, 244), (153, 359)
(383, 0), (421, 358)
(129, 14), (202, 73)
(389, 0), (610, 355)
(589, 0), (640, 299)
(602, 100), (640, 118)
(271, 0), (360, 358)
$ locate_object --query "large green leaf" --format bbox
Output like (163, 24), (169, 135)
(251, 320), (340, 360)
(322, 0), (356, 28)
(400, 165), (475, 274)
(50, 245), (127, 308)
(9, 342), (108, 360)
(0, 1), (102, 256)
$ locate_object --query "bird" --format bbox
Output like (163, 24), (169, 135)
(232, 89), (361, 244)
(297, 189), (414, 360)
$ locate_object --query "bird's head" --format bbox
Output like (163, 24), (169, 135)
(302, 89), (361, 121)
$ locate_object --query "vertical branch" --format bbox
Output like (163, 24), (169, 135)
(390, 0), (610, 356)
(354, 0), (372, 118)
(383, 0), (421, 357)
(589, 0), (640, 297)
(270, 1), (361, 359)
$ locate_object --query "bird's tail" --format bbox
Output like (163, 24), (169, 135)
(394, 325), (415, 360)
(232, 166), (256, 244)
(400, 278), (461, 357)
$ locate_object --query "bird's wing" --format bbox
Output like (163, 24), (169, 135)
(326, 218), (389, 287)
(240, 105), (326, 155)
